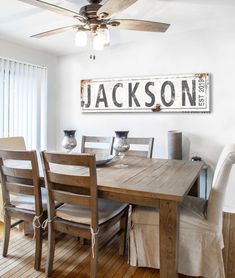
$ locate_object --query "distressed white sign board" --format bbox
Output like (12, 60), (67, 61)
(81, 73), (210, 112)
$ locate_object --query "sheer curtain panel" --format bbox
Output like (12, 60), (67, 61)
(0, 58), (47, 150)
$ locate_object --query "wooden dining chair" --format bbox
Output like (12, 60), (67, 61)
(129, 144), (235, 278)
(125, 137), (154, 158)
(81, 135), (114, 155)
(0, 150), (46, 270)
(40, 151), (129, 277)
(0, 137), (27, 223)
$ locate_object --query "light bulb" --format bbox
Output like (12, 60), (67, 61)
(93, 34), (104, 51)
(75, 30), (87, 47)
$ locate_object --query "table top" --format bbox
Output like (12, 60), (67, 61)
(96, 157), (203, 202)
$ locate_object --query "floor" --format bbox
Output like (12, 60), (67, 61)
(0, 223), (195, 277)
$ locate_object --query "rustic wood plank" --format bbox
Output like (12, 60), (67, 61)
(0, 238), (37, 276)
(18, 234), (76, 278)
(223, 212), (230, 276)
(48, 172), (91, 188)
(98, 158), (203, 202)
(82, 135), (114, 143)
(51, 190), (91, 207)
(43, 152), (94, 166)
(0, 226), (203, 278)
(2, 166), (33, 179)
(60, 231), (118, 277)
(103, 247), (127, 277)
(160, 200), (179, 278)
(223, 212), (235, 278)
(6, 182), (34, 195)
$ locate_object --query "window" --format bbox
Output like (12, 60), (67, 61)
(0, 58), (47, 150)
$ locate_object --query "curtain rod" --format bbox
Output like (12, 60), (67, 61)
(0, 56), (47, 70)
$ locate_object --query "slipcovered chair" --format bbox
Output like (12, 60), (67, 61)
(0, 137), (26, 151)
(129, 144), (235, 278)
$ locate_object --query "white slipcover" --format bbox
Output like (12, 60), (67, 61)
(129, 144), (235, 278)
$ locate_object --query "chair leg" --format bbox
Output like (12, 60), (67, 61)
(90, 234), (98, 278)
(46, 223), (55, 277)
(34, 227), (42, 270)
(2, 212), (11, 257)
(80, 237), (85, 245)
(119, 208), (129, 256)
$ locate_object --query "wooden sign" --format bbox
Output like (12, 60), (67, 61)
(81, 73), (210, 113)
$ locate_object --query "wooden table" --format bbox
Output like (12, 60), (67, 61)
(94, 156), (203, 278)
(9, 155), (203, 278)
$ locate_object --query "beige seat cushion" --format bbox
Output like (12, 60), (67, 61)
(56, 200), (128, 225)
(11, 188), (47, 211)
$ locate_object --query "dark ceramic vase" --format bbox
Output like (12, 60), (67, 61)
(62, 130), (77, 152)
(113, 131), (130, 153)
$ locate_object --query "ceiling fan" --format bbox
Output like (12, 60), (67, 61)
(18, 0), (170, 51)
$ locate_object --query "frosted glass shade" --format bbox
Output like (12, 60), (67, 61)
(93, 34), (105, 51)
(75, 30), (87, 47)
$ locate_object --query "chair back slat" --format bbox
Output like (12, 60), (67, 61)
(48, 172), (91, 188)
(81, 136), (114, 155)
(51, 190), (91, 207)
(6, 182), (34, 195)
(83, 136), (113, 143)
(43, 152), (91, 167)
(126, 150), (150, 158)
(128, 137), (152, 145)
(0, 150), (32, 160)
(84, 148), (109, 155)
(2, 166), (33, 179)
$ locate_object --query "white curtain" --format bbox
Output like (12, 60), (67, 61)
(0, 57), (47, 150)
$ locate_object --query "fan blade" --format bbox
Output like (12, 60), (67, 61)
(97, 0), (138, 18)
(108, 19), (170, 32)
(18, 0), (86, 21)
(31, 25), (84, 38)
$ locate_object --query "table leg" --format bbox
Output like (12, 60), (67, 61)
(159, 200), (179, 278)
(188, 176), (200, 197)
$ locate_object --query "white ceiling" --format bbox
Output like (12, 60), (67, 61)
(0, 0), (235, 56)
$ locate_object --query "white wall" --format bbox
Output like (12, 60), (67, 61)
(55, 4), (235, 208)
(57, 34), (235, 157)
(0, 39), (58, 149)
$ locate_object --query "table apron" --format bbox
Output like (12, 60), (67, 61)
(99, 191), (160, 208)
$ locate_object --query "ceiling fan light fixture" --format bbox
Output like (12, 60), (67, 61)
(21, 0), (170, 53)
(75, 30), (87, 47)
